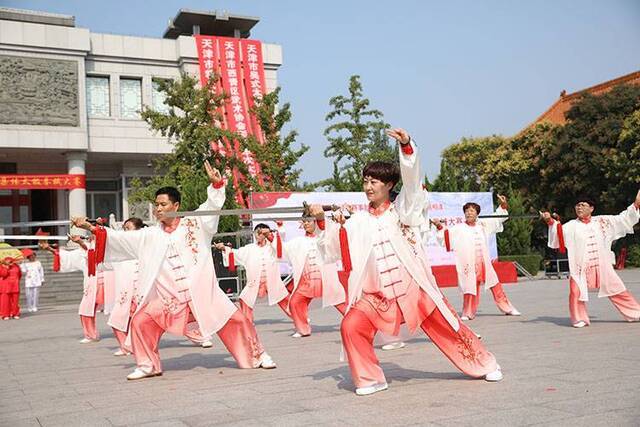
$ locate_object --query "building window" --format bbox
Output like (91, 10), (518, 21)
(86, 76), (110, 118)
(120, 78), (142, 119)
(152, 79), (170, 114)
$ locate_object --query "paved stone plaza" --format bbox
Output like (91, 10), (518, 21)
(1, 271), (639, 427)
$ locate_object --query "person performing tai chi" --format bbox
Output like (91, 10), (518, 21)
(73, 161), (276, 380)
(216, 224), (291, 324)
(276, 217), (346, 337)
(310, 128), (503, 396)
(431, 196), (521, 320)
(41, 235), (111, 343)
(107, 217), (144, 356)
(541, 194), (640, 328)
(20, 249), (45, 313)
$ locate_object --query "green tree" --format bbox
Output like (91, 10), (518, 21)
(320, 75), (396, 191)
(431, 136), (508, 192)
(538, 84), (640, 219)
(129, 73), (308, 232)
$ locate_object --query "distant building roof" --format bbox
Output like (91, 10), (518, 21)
(163, 9), (259, 39)
(525, 70), (640, 130)
(0, 7), (75, 27)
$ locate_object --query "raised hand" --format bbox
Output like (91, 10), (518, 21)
(331, 210), (347, 225)
(213, 242), (227, 251)
(38, 240), (55, 253)
(386, 128), (411, 145)
(68, 234), (88, 250)
(71, 217), (93, 231)
(498, 194), (507, 209)
(634, 190), (640, 209)
(204, 160), (223, 186)
(539, 210), (552, 223)
(308, 204), (325, 220)
(68, 234), (83, 244)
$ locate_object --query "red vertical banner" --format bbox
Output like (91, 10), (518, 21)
(195, 35), (230, 157)
(195, 36), (269, 204)
(241, 39), (267, 144)
(195, 35), (218, 87)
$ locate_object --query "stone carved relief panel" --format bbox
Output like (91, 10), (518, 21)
(0, 55), (79, 126)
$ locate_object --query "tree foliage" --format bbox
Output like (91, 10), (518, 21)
(129, 73), (307, 231)
(319, 75), (396, 191)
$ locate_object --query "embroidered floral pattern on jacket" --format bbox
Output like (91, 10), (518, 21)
(160, 296), (181, 314)
(183, 218), (200, 264)
(118, 290), (128, 305)
(398, 222), (418, 253)
(597, 217), (611, 238)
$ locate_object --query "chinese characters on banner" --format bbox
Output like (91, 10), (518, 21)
(0, 174), (86, 190)
(194, 35), (267, 206)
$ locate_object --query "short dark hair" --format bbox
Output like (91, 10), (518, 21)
(575, 196), (595, 208)
(123, 217), (146, 230)
(463, 202), (481, 214)
(254, 223), (270, 232)
(362, 161), (400, 187)
(155, 186), (181, 204)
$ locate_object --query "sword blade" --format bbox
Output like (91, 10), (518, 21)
(165, 206), (306, 218)
(0, 220), (70, 228)
(0, 235), (68, 241)
(478, 214), (541, 219)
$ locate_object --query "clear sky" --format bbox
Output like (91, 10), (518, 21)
(4, 0), (640, 183)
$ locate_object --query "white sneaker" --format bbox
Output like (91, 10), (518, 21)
(126, 367), (162, 381)
(201, 340), (213, 348)
(460, 316), (470, 321)
(355, 382), (388, 396)
(256, 352), (277, 369)
(113, 349), (131, 356)
(485, 365), (503, 382)
(381, 341), (406, 351)
(291, 332), (310, 338)
(33, 308), (38, 312)
(507, 309), (521, 316)
(79, 338), (95, 344)
(12, 316), (20, 319)
(573, 321), (587, 328)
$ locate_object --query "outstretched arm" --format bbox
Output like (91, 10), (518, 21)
(388, 128), (426, 227)
(196, 160), (226, 237)
(602, 190), (640, 241)
(71, 217), (145, 262)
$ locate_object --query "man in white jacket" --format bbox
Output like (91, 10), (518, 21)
(310, 128), (502, 396)
(542, 194), (640, 328)
(431, 196), (521, 320)
(73, 161), (276, 380)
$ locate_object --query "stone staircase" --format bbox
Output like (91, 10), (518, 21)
(20, 251), (84, 307)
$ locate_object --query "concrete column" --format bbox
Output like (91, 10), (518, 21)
(66, 152), (87, 218)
